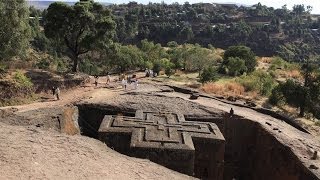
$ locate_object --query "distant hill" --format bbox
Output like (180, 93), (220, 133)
(27, 1), (111, 9)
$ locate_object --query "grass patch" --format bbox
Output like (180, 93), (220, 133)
(201, 82), (245, 97)
(0, 93), (39, 107)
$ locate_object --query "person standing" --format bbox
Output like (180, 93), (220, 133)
(51, 86), (56, 97)
(121, 78), (127, 90)
(94, 75), (99, 87)
(106, 73), (111, 84)
(134, 79), (138, 89)
(55, 87), (61, 100)
(230, 108), (234, 116)
(132, 74), (138, 89)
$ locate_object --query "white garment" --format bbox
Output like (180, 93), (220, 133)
(134, 80), (138, 89)
(121, 79), (127, 89)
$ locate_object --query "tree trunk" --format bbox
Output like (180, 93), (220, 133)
(299, 105), (305, 117)
(72, 56), (79, 72)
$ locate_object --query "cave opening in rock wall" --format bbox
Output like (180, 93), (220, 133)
(77, 104), (317, 180)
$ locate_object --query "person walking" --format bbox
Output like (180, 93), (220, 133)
(132, 74), (138, 89)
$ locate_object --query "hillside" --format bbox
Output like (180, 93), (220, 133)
(110, 2), (320, 59)
(27, 0), (111, 9)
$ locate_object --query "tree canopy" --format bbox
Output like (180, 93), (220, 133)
(44, 0), (116, 72)
(223, 45), (257, 73)
(0, 0), (31, 60)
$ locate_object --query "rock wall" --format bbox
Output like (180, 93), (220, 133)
(251, 125), (317, 180)
(221, 116), (318, 180)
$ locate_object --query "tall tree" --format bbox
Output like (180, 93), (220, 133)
(44, 0), (116, 72)
(223, 45), (257, 73)
(0, 0), (31, 60)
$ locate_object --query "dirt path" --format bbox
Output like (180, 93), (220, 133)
(0, 75), (122, 112)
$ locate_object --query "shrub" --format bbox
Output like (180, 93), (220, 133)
(237, 70), (275, 96)
(36, 58), (51, 70)
(153, 62), (161, 75)
(199, 67), (217, 84)
(0, 64), (7, 76)
(165, 67), (174, 77)
(13, 71), (33, 88)
(269, 70), (277, 78)
(223, 45), (257, 73)
(225, 57), (247, 76)
(55, 58), (68, 73)
(167, 41), (178, 48)
(143, 61), (153, 70)
(79, 59), (99, 75)
(269, 86), (285, 105)
(270, 56), (300, 71)
(270, 56), (285, 70)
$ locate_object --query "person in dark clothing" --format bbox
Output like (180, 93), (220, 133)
(51, 86), (56, 96)
(94, 75), (99, 87)
(230, 108), (234, 116)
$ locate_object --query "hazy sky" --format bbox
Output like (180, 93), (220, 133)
(30, 0), (320, 14)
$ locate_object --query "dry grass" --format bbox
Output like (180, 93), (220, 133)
(278, 69), (302, 80)
(201, 82), (245, 97)
(258, 57), (273, 63)
(215, 48), (225, 56)
(246, 91), (259, 99)
(174, 70), (184, 76)
(287, 69), (302, 79)
(187, 83), (202, 89)
(211, 54), (223, 63)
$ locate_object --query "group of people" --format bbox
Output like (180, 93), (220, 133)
(93, 73), (139, 90)
(94, 73), (111, 87)
(120, 74), (138, 90)
(145, 68), (157, 77)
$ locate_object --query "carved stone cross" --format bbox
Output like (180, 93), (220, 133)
(98, 110), (225, 180)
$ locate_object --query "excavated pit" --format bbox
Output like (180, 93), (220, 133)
(77, 103), (318, 180)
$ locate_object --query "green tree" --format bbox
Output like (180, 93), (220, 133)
(237, 70), (275, 96)
(184, 44), (214, 74)
(140, 39), (168, 63)
(225, 57), (247, 76)
(179, 25), (194, 42)
(165, 67), (174, 77)
(167, 41), (178, 48)
(159, 58), (174, 77)
(44, 0), (116, 72)
(223, 45), (257, 73)
(199, 67), (217, 84)
(0, 0), (31, 60)
(109, 44), (144, 73)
